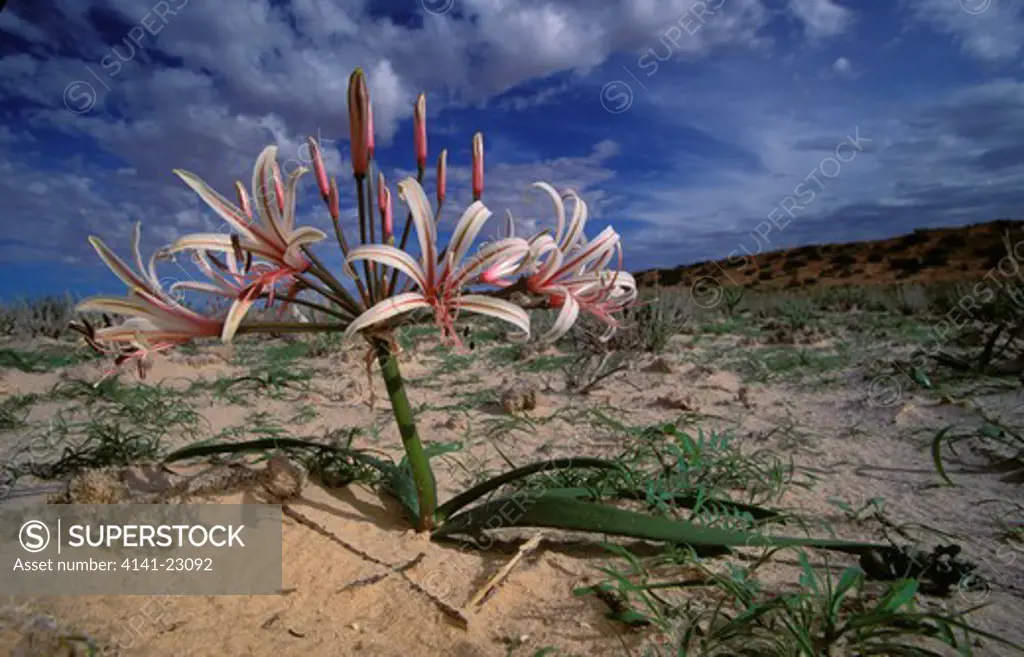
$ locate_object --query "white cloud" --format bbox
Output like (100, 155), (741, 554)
(821, 56), (856, 78)
(901, 0), (1024, 62)
(787, 0), (855, 39)
(0, 0), (779, 265)
(615, 70), (1024, 267)
(2, 0), (1023, 280)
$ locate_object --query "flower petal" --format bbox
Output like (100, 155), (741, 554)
(192, 251), (242, 291)
(170, 281), (236, 298)
(129, 222), (152, 288)
(95, 323), (193, 345)
(396, 178), (437, 286)
(554, 226), (619, 279)
(281, 225), (328, 268)
(442, 200), (492, 277)
(290, 226), (327, 244)
(530, 182), (565, 247)
(88, 235), (155, 295)
(451, 294), (531, 342)
(559, 188), (588, 253)
(77, 296), (159, 318)
(169, 233), (282, 261)
(220, 293), (259, 343)
(344, 292), (431, 339)
(174, 169), (260, 243)
(538, 290), (580, 343)
(346, 244), (428, 290)
(251, 146), (288, 249)
(281, 165), (308, 234)
(76, 295), (195, 330)
(454, 237), (530, 288)
(529, 234), (564, 284)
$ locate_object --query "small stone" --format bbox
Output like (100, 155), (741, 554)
(500, 381), (537, 414)
(262, 455), (306, 502)
(49, 469), (130, 505)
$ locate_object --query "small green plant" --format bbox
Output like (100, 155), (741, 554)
(576, 546), (1023, 656)
(0, 393), (37, 431)
(827, 496), (885, 522)
(0, 345), (98, 373)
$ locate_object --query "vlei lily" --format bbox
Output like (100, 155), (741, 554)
(75, 223), (223, 380)
(344, 179), (531, 348)
(169, 146), (328, 340)
(518, 182), (637, 342)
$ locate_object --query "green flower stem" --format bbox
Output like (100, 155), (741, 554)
(373, 337), (437, 530)
(354, 175), (375, 302)
(297, 247), (363, 316)
(365, 166), (381, 293)
(273, 296), (353, 321)
(322, 188), (372, 309)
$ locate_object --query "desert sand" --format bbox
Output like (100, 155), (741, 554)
(0, 299), (1022, 656)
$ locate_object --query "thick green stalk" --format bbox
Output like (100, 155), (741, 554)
(373, 337), (437, 530)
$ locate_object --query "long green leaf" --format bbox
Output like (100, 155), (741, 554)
(435, 458), (781, 523)
(434, 457), (627, 521)
(433, 493), (888, 554)
(829, 567), (863, 619)
(387, 464), (422, 524)
(535, 487), (780, 520)
(929, 425), (957, 486)
(877, 579), (919, 613)
(162, 437), (395, 473)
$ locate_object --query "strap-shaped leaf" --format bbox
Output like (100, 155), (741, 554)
(433, 492), (888, 555)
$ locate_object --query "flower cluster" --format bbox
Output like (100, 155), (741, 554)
(75, 69), (637, 378)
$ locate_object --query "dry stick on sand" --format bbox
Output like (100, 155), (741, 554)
(280, 504), (470, 628)
(465, 533), (544, 611)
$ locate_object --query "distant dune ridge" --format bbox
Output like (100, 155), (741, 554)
(634, 219), (1024, 291)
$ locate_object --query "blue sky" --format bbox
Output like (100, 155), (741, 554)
(1, 0), (1023, 300)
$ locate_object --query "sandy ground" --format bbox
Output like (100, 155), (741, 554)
(0, 318), (1022, 656)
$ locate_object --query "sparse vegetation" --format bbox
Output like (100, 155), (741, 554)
(4, 214), (1024, 652)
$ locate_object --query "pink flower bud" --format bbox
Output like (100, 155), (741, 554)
(328, 177), (340, 221)
(378, 173), (393, 241)
(271, 160), (285, 214)
(234, 181), (252, 221)
(367, 101), (375, 160)
(414, 93), (427, 169)
(347, 69), (370, 178)
(472, 132), (484, 201)
(307, 137), (330, 201)
(436, 149), (447, 204)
